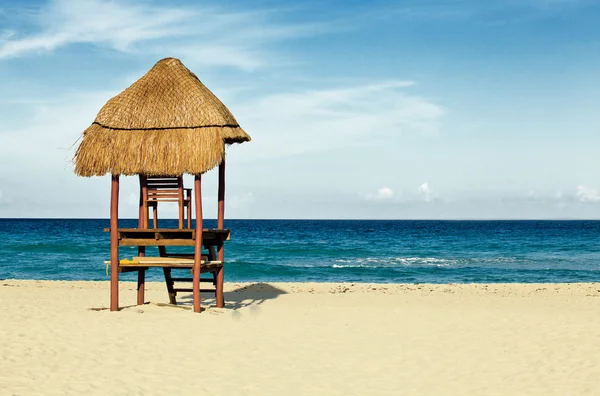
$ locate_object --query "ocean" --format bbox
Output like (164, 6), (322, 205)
(1, 219), (599, 284)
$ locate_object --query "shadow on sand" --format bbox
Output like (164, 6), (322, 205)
(177, 282), (287, 310)
(89, 283), (287, 312)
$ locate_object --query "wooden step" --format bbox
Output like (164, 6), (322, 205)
(104, 257), (223, 269)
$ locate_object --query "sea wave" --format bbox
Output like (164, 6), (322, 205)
(331, 256), (530, 269)
(332, 264), (379, 269)
(333, 257), (457, 268)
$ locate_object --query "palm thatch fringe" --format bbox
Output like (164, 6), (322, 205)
(74, 124), (226, 177)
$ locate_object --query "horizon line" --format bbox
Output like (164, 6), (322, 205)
(2, 218), (600, 221)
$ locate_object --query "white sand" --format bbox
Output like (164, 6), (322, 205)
(1, 280), (600, 395)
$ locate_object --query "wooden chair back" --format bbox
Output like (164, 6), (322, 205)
(147, 177), (183, 203)
(142, 176), (192, 229)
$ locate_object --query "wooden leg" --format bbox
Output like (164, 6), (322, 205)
(208, 245), (217, 261)
(110, 175), (120, 312)
(137, 269), (145, 305)
(137, 243), (146, 305)
(158, 246), (167, 257)
(153, 205), (158, 229)
(215, 266), (224, 308)
(216, 160), (225, 309)
(137, 176), (146, 306)
(178, 203), (184, 229)
(140, 174), (148, 228)
(178, 178), (184, 229)
(187, 203), (192, 229)
(217, 160), (225, 229)
(193, 175), (203, 313)
(163, 268), (177, 305)
(217, 239), (225, 308)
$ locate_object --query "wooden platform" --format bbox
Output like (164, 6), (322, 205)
(105, 227), (229, 308)
(103, 228), (230, 246)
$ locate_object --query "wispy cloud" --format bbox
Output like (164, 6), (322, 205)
(0, 0), (325, 70)
(235, 80), (445, 159)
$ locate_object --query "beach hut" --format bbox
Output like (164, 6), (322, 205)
(73, 58), (250, 313)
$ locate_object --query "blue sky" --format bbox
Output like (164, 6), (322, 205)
(0, 0), (599, 219)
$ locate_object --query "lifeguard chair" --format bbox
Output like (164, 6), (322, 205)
(142, 175), (192, 229)
(73, 58), (251, 313)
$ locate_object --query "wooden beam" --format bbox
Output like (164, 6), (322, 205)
(178, 176), (184, 229)
(140, 175), (148, 228)
(118, 238), (195, 247)
(163, 268), (177, 305)
(216, 160), (225, 308)
(137, 175), (146, 306)
(110, 175), (120, 312)
(193, 174), (203, 313)
(218, 159), (225, 230)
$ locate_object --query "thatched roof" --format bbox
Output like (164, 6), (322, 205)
(74, 57), (250, 177)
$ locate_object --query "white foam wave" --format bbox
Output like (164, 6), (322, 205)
(332, 257), (457, 268)
(331, 256), (528, 269)
(332, 264), (378, 269)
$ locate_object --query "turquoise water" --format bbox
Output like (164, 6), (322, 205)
(1, 219), (600, 283)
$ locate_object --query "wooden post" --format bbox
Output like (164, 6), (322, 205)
(218, 159), (225, 230)
(140, 175), (148, 228)
(216, 160), (225, 308)
(110, 175), (120, 312)
(187, 201), (192, 229)
(178, 176), (185, 229)
(193, 174), (203, 313)
(137, 175), (146, 306)
(152, 205), (158, 229)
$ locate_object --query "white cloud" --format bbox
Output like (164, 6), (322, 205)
(418, 182), (434, 202)
(366, 186), (394, 201)
(575, 185), (600, 203)
(234, 81), (445, 160)
(0, 0), (324, 70)
(0, 91), (112, 165)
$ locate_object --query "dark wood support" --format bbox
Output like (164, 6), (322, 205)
(193, 174), (203, 313)
(110, 175), (120, 311)
(137, 175), (147, 306)
(152, 205), (158, 229)
(215, 265), (224, 308)
(216, 160), (226, 308)
(136, 270), (146, 305)
(177, 177), (184, 229)
(187, 190), (192, 229)
(218, 159), (225, 231)
(139, 175), (148, 228)
(163, 268), (177, 304)
(158, 246), (167, 257)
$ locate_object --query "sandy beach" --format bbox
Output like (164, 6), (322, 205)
(1, 280), (600, 395)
